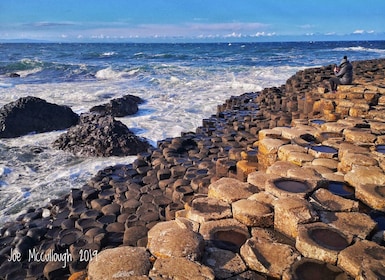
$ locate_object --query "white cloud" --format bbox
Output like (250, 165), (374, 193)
(91, 34), (106, 39)
(252, 32), (276, 37)
(224, 32), (242, 38)
(1, 20), (275, 41)
(29, 21), (76, 28)
(299, 24), (314, 29)
(352, 29), (377, 35)
(353, 29), (365, 34)
(74, 22), (271, 40)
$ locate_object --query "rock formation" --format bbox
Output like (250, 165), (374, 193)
(89, 94), (143, 117)
(52, 113), (150, 157)
(0, 96), (79, 138)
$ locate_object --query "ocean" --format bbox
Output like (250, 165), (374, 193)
(0, 41), (384, 226)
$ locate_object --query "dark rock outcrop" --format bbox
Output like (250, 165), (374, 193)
(52, 113), (150, 157)
(89, 94), (144, 117)
(0, 96), (79, 138)
(9, 72), (20, 78)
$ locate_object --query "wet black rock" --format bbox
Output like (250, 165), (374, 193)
(89, 94), (144, 117)
(52, 113), (150, 157)
(0, 96), (79, 138)
(9, 72), (20, 78)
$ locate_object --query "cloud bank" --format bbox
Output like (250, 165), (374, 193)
(1, 20), (384, 42)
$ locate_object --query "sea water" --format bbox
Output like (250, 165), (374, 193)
(0, 41), (384, 225)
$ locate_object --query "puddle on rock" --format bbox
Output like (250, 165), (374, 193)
(211, 230), (248, 252)
(274, 179), (310, 193)
(311, 145), (338, 154)
(370, 211), (385, 231)
(310, 119), (326, 125)
(294, 259), (348, 280)
(375, 145), (385, 154)
(327, 181), (355, 199)
(309, 228), (349, 251)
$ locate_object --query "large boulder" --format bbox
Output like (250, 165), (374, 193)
(90, 94), (144, 117)
(53, 113), (150, 157)
(0, 96), (79, 138)
(88, 246), (152, 279)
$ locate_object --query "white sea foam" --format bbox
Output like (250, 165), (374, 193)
(333, 46), (385, 54)
(127, 68), (140, 76)
(0, 82), (13, 88)
(101, 51), (117, 57)
(0, 130), (136, 224)
(17, 67), (44, 78)
(95, 67), (124, 80)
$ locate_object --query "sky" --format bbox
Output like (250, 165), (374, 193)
(1, 0), (385, 42)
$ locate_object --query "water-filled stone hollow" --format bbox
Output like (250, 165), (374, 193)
(309, 145), (338, 158)
(308, 227), (350, 251)
(211, 229), (248, 253)
(274, 179), (311, 194)
(310, 119), (326, 125)
(327, 181), (355, 199)
(288, 258), (349, 280)
(375, 145), (385, 154)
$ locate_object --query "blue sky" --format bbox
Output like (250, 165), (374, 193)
(1, 0), (384, 42)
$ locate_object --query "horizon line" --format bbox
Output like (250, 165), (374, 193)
(1, 38), (385, 44)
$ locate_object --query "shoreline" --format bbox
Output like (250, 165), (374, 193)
(1, 58), (385, 279)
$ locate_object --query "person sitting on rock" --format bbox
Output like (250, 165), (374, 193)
(329, 55), (353, 93)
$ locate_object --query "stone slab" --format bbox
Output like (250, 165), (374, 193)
(344, 165), (385, 188)
(232, 199), (273, 227)
(355, 184), (385, 211)
(247, 171), (281, 191)
(310, 188), (359, 212)
(185, 196), (232, 223)
(274, 197), (318, 238)
(202, 246), (247, 279)
(338, 240), (385, 278)
(296, 222), (352, 264)
(147, 220), (204, 260)
(87, 246), (151, 279)
(320, 211), (377, 240)
(149, 257), (215, 280)
(258, 138), (288, 155)
(240, 237), (300, 278)
(208, 177), (258, 203)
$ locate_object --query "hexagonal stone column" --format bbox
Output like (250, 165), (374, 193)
(274, 197), (318, 238)
(295, 222), (352, 263)
(240, 236), (300, 278)
(88, 246), (151, 279)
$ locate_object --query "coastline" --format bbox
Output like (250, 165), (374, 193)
(1, 58), (385, 279)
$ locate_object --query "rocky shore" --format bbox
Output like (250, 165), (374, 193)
(1, 59), (385, 279)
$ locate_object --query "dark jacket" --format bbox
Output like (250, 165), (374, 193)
(335, 58), (353, 84)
